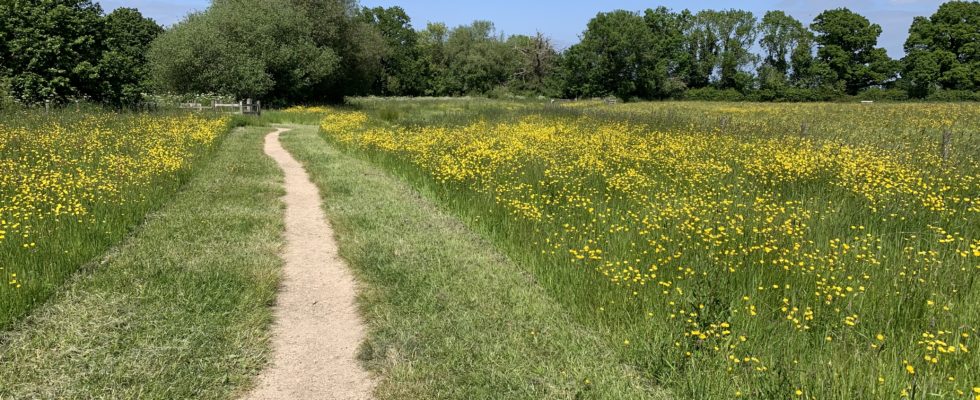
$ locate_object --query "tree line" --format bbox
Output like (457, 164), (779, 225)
(1, 0), (977, 106)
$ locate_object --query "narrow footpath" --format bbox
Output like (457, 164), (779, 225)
(246, 127), (374, 400)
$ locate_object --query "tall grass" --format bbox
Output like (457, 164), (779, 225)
(313, 100), (979, 399)
(0, 109), (229, 328)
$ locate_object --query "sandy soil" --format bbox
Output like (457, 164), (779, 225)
(245, 127), (374, 400)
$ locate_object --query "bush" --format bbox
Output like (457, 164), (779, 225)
(0, 77), (14, 110)
(486, 85), (515, 99)
(925, 90), (980, 102)
(855, 88), (909, 102)
(778, 87), (840, 102)
(682, 87), (746, 101)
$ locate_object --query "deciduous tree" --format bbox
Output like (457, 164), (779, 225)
(148, 0), (381, 103)
(97, 7), (163, 106)
(0, 0), (105, 104)
(361, 6), (425, 95)
(559, 10), (662, 99)
(811, 8), (899, 94)
(507, 32), (558, 95)
(903, 1), (980, 97)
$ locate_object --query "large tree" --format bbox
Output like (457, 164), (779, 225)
(811, 8), (899, 94)
(294, 0), (385, 97)
(361, 6), (424, 96)
(757, 11), (816, 91)
(642, 7), (689, 96)
(419, 21), (516, 96)
(559, 10), (664, 99)
(759, 12), (810, 76)
(97, 7), (163, 106)
(452, 21), (516, 95)
(507, 32), (558, 95)
(0, 0), (105, 104)
(680, 9), (757, 91)
(148, 0), (382, 103)
(682, 11), (721, 89)
(712, 10), (758, 91)
(0, 1), (160, 105)
(903, 1), (980, 97)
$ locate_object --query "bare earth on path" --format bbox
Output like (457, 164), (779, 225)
(247, 127), (374, 400)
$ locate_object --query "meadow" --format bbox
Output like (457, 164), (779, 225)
(0, 109), (230, 328)
(315, 100), (980, 399)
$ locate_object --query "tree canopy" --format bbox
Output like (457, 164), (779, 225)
(903, 1), (980, 97)
(811, 8), (900, 95)
(147, 0), (369, 103)
(560, 11), (661, 99)
(1, 0), (977, 104)
(0, 0), (161, 105)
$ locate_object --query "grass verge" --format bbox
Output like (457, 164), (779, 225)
(0, 126), (283, 398)
(279, 124), (668, 399)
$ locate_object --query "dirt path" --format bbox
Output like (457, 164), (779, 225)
(246, 127), (374, 400)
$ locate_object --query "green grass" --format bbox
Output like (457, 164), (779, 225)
(0, 110), (229, 328)
(0, 126), (282, 398)
(279, 124), (669, 399)
(5, 99), (974, 399)
(311, 99), (980, 399)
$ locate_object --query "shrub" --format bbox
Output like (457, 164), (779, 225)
(855, 88), (909, 102)
(925, 90), (980, 102)
(682, 88), (746, 101)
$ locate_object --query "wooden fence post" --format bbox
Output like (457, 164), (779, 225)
(256, 100), (262, 116)
(45, 99), (50, 114)
(239, 100), (244, 114)
(941, 128), (952, 162)
(800, 122), (809, 137)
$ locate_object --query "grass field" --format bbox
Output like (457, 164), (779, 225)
(0, 110), (230, 328)
(279, 124), (668, 399)
(311, 100), (979, 399)
(1, 101), (977, 399)
(0, 125), (282, 398)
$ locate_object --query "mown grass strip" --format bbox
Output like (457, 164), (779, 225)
(0, 126), (283, 398)
(279, 124), (668, 399)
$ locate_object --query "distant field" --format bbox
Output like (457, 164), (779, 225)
(311, 100), (979, 399)
(0, 110), (229, 328)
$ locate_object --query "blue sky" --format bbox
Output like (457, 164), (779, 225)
(95, 0), (948, 58)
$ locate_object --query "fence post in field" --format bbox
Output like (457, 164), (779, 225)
(941, 128), (952, 162)
(44, 100), (50, 114)
(239, 100), (244, 114)
(256, 100), (262, 116)
(800, 122), (809, 137)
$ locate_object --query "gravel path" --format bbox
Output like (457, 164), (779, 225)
(246, 127), (374, 400)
